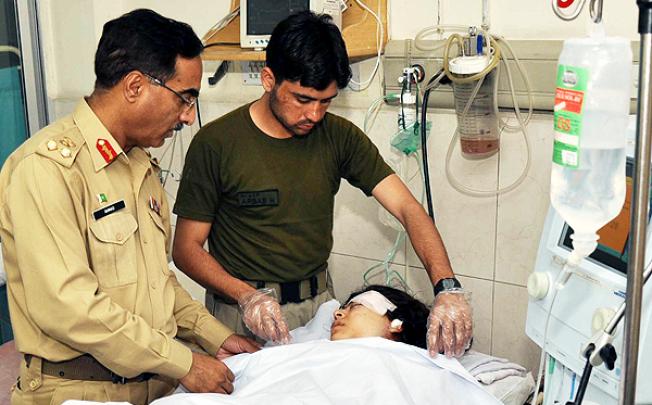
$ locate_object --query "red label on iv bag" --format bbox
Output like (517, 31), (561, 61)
(557, 0), (575, 8)
(555, 88), (584, 115)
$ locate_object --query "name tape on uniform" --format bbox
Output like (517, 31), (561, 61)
(237, 190), (280, 207)
(92, 200), (126, 220)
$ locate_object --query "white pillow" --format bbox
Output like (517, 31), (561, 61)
(287, 299), (340, 344)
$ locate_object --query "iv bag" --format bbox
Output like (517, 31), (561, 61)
(550, 31), (632, 257)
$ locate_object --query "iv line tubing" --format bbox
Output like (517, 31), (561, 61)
(532, 263), (576, 405)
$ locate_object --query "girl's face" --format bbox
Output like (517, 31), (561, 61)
(330, 302), (394, 341)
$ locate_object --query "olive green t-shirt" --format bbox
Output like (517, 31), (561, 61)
(173, 103), (393, 282)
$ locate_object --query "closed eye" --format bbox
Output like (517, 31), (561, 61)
(341, 302), (363, 311)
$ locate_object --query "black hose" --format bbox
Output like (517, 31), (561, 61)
(421, 70), (451, 221)
(421, 85), (435, 221)
(566, 344), (595, 405)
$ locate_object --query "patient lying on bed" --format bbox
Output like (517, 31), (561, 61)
(330, 285), (430, 348)
(146, 285), (502, 405)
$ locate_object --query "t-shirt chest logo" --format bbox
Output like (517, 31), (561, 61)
(237, 190), (279, 207)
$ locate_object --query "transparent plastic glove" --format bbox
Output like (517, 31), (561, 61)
(238, 288), (291, 344)
(426, 290), (473, 358)
(216, 334), (262, 360)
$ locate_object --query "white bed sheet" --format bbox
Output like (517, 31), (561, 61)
(63, 300), (533, 405)
(152, 337), (503, 405)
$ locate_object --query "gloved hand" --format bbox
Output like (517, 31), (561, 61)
(217, 333), (262, 360)
(426, 290), (473, 358)
(238, 288), (291, 344)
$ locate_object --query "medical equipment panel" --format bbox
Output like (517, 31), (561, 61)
(240, 0), (323, 49)
(526, 121), (652, 404)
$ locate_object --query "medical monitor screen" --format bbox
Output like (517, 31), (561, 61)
(246, 0), (311, 35)
(559, 158), (646, 275)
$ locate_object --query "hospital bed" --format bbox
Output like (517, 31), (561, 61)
(1, 244), (533, 404)
(55, 300), (534, 405)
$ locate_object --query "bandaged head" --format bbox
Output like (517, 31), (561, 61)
(347, 290), (403, 328)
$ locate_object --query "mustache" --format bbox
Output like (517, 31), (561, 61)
(173, 123), (184, 131)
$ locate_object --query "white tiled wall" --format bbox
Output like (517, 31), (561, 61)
(40, 0), (618, 380)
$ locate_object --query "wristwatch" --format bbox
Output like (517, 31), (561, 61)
(433, 277), (462, 296)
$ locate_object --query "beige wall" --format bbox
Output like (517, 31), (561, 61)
(39, 0), (639, 376)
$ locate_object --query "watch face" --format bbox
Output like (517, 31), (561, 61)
(442, 279), (456, 289)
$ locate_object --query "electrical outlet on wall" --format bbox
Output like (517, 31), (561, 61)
(241, 61), (265, 86)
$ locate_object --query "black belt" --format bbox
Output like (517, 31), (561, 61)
(25, 354), (155, 384)
(243, 270), (328, 305)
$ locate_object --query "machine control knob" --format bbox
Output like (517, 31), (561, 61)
(592, 308), (616, 334)
(527, 272), (550, 300)
(600, 344), (617, 370)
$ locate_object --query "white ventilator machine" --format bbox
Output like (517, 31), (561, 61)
(525, 117), (652, 404)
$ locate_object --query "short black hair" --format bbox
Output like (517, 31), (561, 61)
(94, 9), (203, 89)
(346, 285), (430, 349)
(266, 11), (351, 90)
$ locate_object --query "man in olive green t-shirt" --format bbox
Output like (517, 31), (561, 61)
(173, 11), (473, 358)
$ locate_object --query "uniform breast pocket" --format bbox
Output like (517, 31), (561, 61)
(88, 212), (139, 288)
(148, 210), (171, 275)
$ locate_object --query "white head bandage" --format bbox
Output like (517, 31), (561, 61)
(349, 290), (397, 316)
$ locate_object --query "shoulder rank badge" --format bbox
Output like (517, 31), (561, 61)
(96, 139), (117, 163)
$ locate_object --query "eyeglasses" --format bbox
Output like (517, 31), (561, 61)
(143, 72), (197, 111)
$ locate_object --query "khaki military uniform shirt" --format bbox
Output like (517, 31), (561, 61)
(0, 99), (232, 379)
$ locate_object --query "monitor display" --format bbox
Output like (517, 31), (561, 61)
(559, 158), (646, 275)
(246, 0), (311, 35)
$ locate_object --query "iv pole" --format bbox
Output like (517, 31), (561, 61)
(550, 1), (650, 403)
(621, 2), (652, 404)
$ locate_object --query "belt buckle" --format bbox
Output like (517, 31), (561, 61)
(111, 373), (127, 384)
(279, 281), (301, 305)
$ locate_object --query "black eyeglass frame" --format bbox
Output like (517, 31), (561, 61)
(143, 72), (197, 110)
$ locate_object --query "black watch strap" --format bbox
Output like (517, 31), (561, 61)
(433, 277), (462, 296)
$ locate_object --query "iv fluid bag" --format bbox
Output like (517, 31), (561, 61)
(550, 33), (632, 256)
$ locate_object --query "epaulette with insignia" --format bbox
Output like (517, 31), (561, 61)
(36, 133), (85, 168)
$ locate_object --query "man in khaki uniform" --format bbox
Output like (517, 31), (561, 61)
(0, 9), (258, 405)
